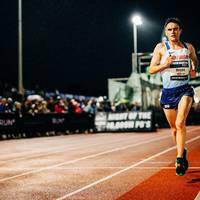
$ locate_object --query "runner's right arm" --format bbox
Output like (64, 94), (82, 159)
(149, 43), (173, 74)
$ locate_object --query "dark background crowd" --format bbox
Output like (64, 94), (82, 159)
(0, 81), (141, 115)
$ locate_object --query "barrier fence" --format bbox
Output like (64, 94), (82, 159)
(0, 112), (94, 138)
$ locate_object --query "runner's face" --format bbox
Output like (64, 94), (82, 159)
(165, 22), (181, 42)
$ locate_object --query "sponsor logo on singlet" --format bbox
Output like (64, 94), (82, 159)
(164, 104), (170, 108)
(170, 59), (190, 81)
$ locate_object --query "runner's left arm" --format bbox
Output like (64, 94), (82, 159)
(188, 43), (198, 78)
(189, 44), (198, 70)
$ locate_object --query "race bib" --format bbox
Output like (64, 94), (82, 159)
(170, 59), (191, 81)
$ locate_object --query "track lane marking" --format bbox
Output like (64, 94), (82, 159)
(0, 134), (157, 164)
(0, 134), (130, 158)
(0, 134), (171, 182)
(194, 192), (200, 200)
(0, 126), (197, 161)
(1, 126), (199, 164)
(0, 166), (200, 171)
(194, 191), (200, 200)
(0, 135), (137, 162)
(55, 135), (200, 200)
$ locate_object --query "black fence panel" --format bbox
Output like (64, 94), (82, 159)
(0, 113), (95, 137)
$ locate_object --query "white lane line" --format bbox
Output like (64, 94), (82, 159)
(0, 134), (171, 182)
(0, 137), (136, 164)
(56, 135), (200, 200)
(194, 192), (200, 200)
(0, 134), (154, 164)
(0, 126), (199, 164)
(0, 166), (200, 171)
(0, 126), (197, 162)
(0, 136), (129, 162)
(0, 132), (152, 152)
(0, 134), (125, 159)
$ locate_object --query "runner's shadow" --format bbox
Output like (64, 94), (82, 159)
(187, 170), (200, 183)
(187, 178), (200, 183)
(188, 170), (200, 174)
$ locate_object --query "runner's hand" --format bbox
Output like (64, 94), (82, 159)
(164, 55), (174, 68)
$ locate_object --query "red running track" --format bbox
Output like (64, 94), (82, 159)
(0, 126), (199, 200)
(117, 140), (200, 200)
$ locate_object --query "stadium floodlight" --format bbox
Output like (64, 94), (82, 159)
(131, 15), (143, 54)
(131, 15), (143, 26)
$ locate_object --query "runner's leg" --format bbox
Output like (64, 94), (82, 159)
(176, 96), (193, 157)
(163, 109), (177, 143)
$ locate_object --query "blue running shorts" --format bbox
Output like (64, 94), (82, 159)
(160, 84), (194, 109)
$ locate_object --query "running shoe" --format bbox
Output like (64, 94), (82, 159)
(183, 148), (189, 171)
(175, 157), (186, 176)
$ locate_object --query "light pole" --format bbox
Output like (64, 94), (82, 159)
(131, 15), (143, 73)
(131, 15), (143, 109)
(131, 15), (143, 54)
(18, 0), (23, 95)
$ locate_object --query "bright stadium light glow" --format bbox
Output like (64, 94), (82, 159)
(131, 15), (143, 26)
(131, 14), (143, 54)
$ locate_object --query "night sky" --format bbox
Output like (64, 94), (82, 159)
(1, 0), (200, 96)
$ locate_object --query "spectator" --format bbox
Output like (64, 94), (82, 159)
(28, 103), (38, 114)
(13, 101), (23, 117)
(54, 98), (67, 113)
(83, 98), (95, 114)
(70, 99), (82, 113)
(5, 97), (14, 113)
(0, 97), (6, 112)
(47, 96), (55, 112)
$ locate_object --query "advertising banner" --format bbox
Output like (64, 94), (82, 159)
(95, 111), (155, 132)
